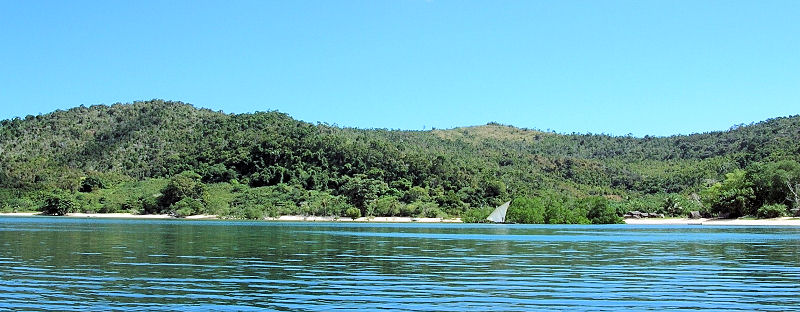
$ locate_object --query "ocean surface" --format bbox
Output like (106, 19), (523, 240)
(1, 216), (799, 311)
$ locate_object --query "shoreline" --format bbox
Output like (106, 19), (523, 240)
(0, 212), (217, 219)
(263, 215), (463, 223)
(2, 212), (799, 225)
(0, 212), (461, 223)
(624, 217), (800, 226)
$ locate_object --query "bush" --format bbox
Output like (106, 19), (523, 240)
(1, 197), (36, 213)
(661, 194), (688, 217)
(583, 196), (623, 224)
(302, 191), (352, 217)
(413, 201), (442, 218)
(41, 191), (76, 216)
(0, 189), (35, 212)
(170, 198), (205, 217)
(701, 169), (755, 218)
(461, 207), (492, 223)
(400, 201), (421, 217)
(228, 185), (318, 219)
(369, 196), (404, 216)
(242, 207), (265, 220)
(403, 186), (430, 203)
(507, 197), (546, 224)
(345, 207), (361, 219)
(545, 202), (590, 224)
(79, 176), (106, 192)
(159, 171), (206, 211)
(756, 204), (787, 219)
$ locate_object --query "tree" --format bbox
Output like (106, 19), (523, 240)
(757, 203), (788, 219)
(748, 160), (800, 209)
(157, 171), (206, 215)
(507, 197), (546, 224)
(79, 176), (106, 192)
(41, 190), (76, 216)
(339, 174), (389, 215)
(701, 169), (755, 218)
(583, 196), (622, 224)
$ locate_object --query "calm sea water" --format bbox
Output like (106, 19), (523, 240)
(1, 217), (799, 311)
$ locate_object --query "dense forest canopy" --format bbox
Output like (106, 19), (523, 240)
(1, 100), (798, 222)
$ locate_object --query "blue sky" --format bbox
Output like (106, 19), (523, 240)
(1, 0), (798, 136)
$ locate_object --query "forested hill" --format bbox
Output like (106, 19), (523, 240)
(1, 100), (799, 222)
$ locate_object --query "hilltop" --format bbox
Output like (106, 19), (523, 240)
(1, 100), (798, 222)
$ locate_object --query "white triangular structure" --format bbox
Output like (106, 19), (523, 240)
(486, 201), (511, 223)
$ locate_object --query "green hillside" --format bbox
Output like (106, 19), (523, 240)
(1, 100), (798, 222)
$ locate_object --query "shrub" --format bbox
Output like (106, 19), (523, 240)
(345, 207), (361, 219)
(403, 186), (430, 203)
(159, 171), (204, 207)
(545, 202), (590, 224)
(1, 197), (36, 213)
(400, 202), (421, 217)
(79, 176), (106, 192)
(756, 204), (787, 219)
(242, 207), (265, 220)
(583, 196), (623, 224)
(41, 191), (76, 216)
(507, 197), (546, 224)
(414, 201), (442, 218)
(701, 169), (755, 218)
(461, 207), (493, 223)
(303, 191), (352, 216)
(369, 196), (404, 216)
(170, 198), (205, 217)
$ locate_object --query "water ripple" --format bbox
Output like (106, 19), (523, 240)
(1, 218), (799, 311)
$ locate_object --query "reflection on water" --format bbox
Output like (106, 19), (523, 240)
(1, 217), (799, 311)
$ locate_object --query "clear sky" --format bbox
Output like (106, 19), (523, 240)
(1, 0), (798, 136)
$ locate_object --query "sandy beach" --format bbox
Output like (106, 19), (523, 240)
(624, 217), (800, 226)
(264, 215), (463, 223)
(0, 212), (459, 222)
(0, 212), (217, 219)
(2, 212), (798, 225)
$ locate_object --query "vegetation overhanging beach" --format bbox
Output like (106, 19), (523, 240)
(2, 212), (800, 226)
(1, 101), (799, 224)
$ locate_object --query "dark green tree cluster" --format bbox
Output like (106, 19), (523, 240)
(153, 171), (208, 217)
(701, 160), (800, 218)
(506, 193), (620, 224)
(0, 100), (798, 222)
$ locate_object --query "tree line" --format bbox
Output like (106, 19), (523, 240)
(1, 100), (798, 222)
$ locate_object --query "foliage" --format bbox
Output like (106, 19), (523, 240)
(40, 190), (76, 216)
(301, 191), (353, 217)
(507, 197), (546, 224)
(157, 171), (207, 215)
(461, 207), (493, 223)
(582, 196), (623, 224)
(79, 176), (106, 192)
(700, 161), (800, 218)
(345, 207), (361, 219)
(659, 193), (702, 217)
(171, 198), (205, 217)
(612, 193), (702, 218)
(2, 101), (799, 221)
(701, 169), (755, 218)
(504, 194), (595, 224)
(228, 186), (296, 219)
(747, 160), (800, 210)
(756, 203), (787, 219)
(543, 196), (591, 224)
(368, 196), (405, 217)
(339, 174), (389, 215)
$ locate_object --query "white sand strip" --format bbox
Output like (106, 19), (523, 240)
(265, 215), (463, 223)
(625, 217), (800, 226)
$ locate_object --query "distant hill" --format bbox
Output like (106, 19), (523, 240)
(1, 100), (798, 220)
